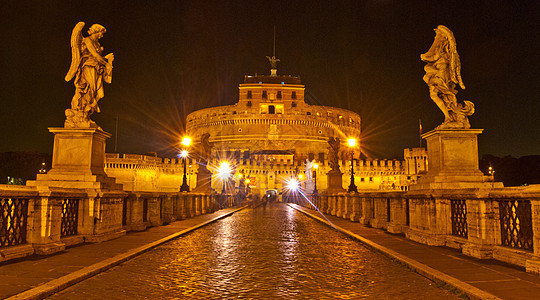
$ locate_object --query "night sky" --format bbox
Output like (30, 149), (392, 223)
(1, 1), (539, 159)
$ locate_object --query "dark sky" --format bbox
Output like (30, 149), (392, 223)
(1, 1), (539, 159)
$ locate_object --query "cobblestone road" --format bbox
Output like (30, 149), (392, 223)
(49, 204), (459, 299)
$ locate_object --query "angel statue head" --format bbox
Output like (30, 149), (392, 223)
(88, 24), (106, 36)
(64, 22), (114, 129)
(421, 25), (474, 130)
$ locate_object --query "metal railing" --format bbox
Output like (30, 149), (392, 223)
(498, 199), (533, 251)
(0, 197), (29, 248)
(60, 198), (79, 237)
(450, 199), (468, 238)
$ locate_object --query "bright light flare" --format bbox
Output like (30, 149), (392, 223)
(180, 150), (188, 158)
(218, 161), (231, 179)
(298, 174), (304, 180)
(313, 163), (319, 169)
(182, 136), (192, 147)
(286, 178), (300, 192)
(348, 138), (356, 147)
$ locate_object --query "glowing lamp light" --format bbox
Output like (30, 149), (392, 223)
(180, 150), (188, 158)
(287, 178), (300, 191)
(313, 163), (319, 170)
(181, 136), (192, 147)
(218, 161), (232, 179)
(298, 174), (304, 180)
(238, 173), (243, 179)
(246, 179), (250, 184)
(348, 138), (356, 147)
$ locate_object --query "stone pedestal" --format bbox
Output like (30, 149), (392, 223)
(27, 127), (122, 190)
(326, 170), (345, 193)
(193, 166), (213, 192)
(304, 180), (314, 195)
(411, 129), (501, 190)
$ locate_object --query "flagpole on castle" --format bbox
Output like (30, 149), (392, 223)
(419, 119), (423, 148)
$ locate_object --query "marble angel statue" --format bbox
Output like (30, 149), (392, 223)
(421, 25), (474, 129)
(65, 22), (114, 128)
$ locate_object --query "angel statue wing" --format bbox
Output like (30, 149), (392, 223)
(437, 25), (466, 90)
(65, 22), (85, 82)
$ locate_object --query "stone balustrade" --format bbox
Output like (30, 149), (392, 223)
(294, 184), (540, 273)
(0, 184), (232, 263)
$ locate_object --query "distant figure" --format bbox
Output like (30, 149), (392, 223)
(65, 22), (114, 128)
(328, 137), (341, 172)
(266, 55), (280, 69)
(304, 158), (314, 180)
(199, 133), (213, 166)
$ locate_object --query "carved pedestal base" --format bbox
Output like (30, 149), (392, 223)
(462, 242), (494, 259)
(411, 129), (502, 190)
(193, 167), (213, 192)
(85, 229), (126, 243)
(33, 242), (66, 256)
(27, 127), (122, 190)
(406, 227), (446, 246)
(326, 170), (345, 193)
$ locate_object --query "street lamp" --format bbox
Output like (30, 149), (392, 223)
(180, 136), (191, 192)
(218, 161), (232, 194)
(347, 138), (358, 193)
(313, 162), (319, 194)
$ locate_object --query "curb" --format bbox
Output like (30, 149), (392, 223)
(288, 204), (501, 300)
(8, 206), (248, 300)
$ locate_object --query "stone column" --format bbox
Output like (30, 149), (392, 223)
(28, 188), (66, 255)
(350, 194), (361, 222)
(526, 198), (540, 274)
(358, 197), (371, 225)
(462, 197), (498, 259)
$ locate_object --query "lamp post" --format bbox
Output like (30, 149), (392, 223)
(347, 138), (358, 193)
(313, 163), (319, 194)
(180, 136), (191, 192)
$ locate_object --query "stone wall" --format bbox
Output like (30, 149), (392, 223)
(295, 184), (540, 274)
(0, 184), (227, 263)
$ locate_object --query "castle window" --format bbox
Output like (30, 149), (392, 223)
(277, 91), (282, 99)
(233, 111), (237, 114)
(291, 102), (296, 107)
(262, 91), (267, 99)
(247, 91), (252, 99)
(268, 105), (276, 114)
(247, 101), (252, 107)
(292, 91), (297, 99)
(306, 112), (311, 115)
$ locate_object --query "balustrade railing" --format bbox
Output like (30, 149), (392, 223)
(60, 198), (79, 237)
(450, 199), (468, 238)
(0, 197), (29, 248)
(498, 199), (533, 251)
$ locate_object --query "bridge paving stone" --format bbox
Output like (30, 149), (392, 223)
(46, 203), (459, 299)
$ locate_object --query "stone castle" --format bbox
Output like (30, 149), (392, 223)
(104, 64), (427, 195)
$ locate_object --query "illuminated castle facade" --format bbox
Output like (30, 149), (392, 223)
(104, 62), (427, 195)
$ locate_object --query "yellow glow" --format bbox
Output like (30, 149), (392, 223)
(238, 173), (243, 179)
(181, 150), (188, 158)
(348, 138), (356, 147)
(298, 174), (304, 180)
(182, 136), (192, 147)
(246, 179), (250, 184)
(313, 163), (319, 169)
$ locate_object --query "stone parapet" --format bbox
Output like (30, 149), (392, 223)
(297, 184), (540, 273)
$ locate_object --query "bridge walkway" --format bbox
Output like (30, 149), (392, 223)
(290, 203), (540, 300)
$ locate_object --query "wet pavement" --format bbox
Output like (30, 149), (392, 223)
(49, 203), (459, 299)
